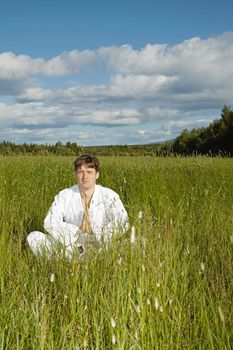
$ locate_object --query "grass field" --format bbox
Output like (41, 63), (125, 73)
(0, 156), (232, 349)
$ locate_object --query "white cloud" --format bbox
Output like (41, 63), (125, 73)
(0, 32), (233, 144)
(0, 101), (144, 128)
(75, 109), (142, 126)
(0, 102), (66, 128)
(0, 50), (97, 80)
(98, 43), (168, 74)
(163, 119), (212, 133)
(146, 107), (179, 119)
(0, 52), (43, 79)
(99, 33), (233, 86)
(18, 87), (54, 101)
(42, 50), (97, 76)
(137, 129), (171, 138)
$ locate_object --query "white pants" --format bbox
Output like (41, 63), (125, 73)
(26, 231), (98, 259)
(27, 231), (78, 259)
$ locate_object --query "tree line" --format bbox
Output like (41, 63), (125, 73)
(172, 105), (233, 156)
(0, 106), (232, 156)
(0, 140), (170, 157)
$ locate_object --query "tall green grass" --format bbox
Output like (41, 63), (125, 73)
(0, 156), (232, 349)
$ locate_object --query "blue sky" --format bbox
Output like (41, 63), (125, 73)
(0, 0), (233, 145)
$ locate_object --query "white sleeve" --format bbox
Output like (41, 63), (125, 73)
(44, 192), (78, 247)
(102, 193), (129, 241)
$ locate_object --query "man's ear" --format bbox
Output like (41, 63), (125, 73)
(96, 172), (100, 179)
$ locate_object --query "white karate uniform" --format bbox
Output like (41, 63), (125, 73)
(27, 184), (129, 258)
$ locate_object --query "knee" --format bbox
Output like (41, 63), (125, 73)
(26, 231), (44, 247)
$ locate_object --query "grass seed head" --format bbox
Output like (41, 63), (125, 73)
(200, 263), (205, 272)
(138, 211), (143, 219)
(131, 226), (136, 244)
(50, 273), (55, 283)
(110, 317), (116, 328)
(218, 306), (225, 323)
(159, 306), (164, 313)
(117, 257), (123, 265)
(112, 334), (116, 345)
(135, 304), (141, 313)
(154, 297), (159, 310)
(83, 338), (88, 348)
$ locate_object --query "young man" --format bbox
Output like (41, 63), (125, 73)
(27, 154), (129, 258)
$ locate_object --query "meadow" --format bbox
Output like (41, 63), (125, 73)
(0, 156), (232, 349)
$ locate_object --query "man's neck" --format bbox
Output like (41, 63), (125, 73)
(79, 185), (95, 200)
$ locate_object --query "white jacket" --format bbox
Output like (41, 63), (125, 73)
(44, 184), (129, 246)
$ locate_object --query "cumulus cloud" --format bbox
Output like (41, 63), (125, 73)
(99, 33), (233, 84)
(0, 32), (233, 144)
(74, 109), (143, 126)
(0, 102), (74, 132)
(163, 119), (212, 133)
(0, 50), (97, 79)
(0, 101), (144, 129)
(42, 50), (97, 76)
(0, 52), (43, 79)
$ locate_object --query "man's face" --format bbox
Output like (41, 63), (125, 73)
(76, 164), (99, 192)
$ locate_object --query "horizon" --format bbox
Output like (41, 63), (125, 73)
(0, 138), (170, 147)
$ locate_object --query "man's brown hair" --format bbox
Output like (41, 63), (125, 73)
(74, 154), (100, 172)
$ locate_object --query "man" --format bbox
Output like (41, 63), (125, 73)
(27, 154), (129, 259)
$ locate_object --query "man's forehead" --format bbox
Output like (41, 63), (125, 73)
(78, 164), (96, 170)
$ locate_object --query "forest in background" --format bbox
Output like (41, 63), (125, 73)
(0, 106), (232, 157)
